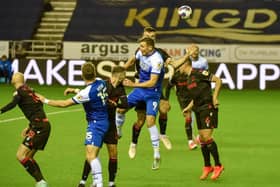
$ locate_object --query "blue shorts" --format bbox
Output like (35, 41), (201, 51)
(84, 119), (109, 147)
(127, 88), (161, 117)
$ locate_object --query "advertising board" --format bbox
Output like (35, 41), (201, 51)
(10, 58), (280, 90)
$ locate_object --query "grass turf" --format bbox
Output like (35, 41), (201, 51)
(0, 84), (279, 187)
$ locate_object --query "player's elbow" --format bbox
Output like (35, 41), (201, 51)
(58, 103), (69, 107)
(147, 80), (157, 87)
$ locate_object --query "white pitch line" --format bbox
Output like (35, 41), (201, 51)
(0, 108), (83, 124)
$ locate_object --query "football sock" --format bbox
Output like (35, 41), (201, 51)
(32, 159), (43, 178)
(158, 113), (167, 135)
(185, 117), (193, 140)
(90, 158), (103, 186)
(20, 157), (44, 182)
(79, 180), (86, 185)
(148, 125), (160, 158)
(116, 112), (125, 137)
(115, 112), (125, 128)
(200, 143), (211, 166)
(108, 158), (117, 182)
(207, 140), (221, 166)
(81, 160), (91, 181)
(132, 122), (142, 144)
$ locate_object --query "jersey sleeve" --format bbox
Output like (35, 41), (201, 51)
(117, 95), (128, 109)
(72, 87), (90, 104)
(157, 48), (171, 62)
(0, 91), (21, 114)
(135, 50), (141, 60)
(151, 56), (163, 74)
(116, 85), (128, 108)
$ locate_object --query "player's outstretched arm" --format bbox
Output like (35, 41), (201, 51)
(170, 53), (190, 69)
(47, 98), (75, 108)
(38, 94), (75, 108)
(211, 75), (222, 108)
(123, 74), (159, 88)
(0, 93), (20, 114)
(64, 88), (80, 96)
(123, 56), (136, 70)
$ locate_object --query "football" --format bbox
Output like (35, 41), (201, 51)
(177, 5), (192, 19)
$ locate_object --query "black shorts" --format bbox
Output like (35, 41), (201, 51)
(160, 91), (166, 100)
(134, 101), (146, 112)
(104, 119), (118, 145)
(23, 119), (51, 150)
(195, 108), (218, 130)
(177, 96), (192, 110)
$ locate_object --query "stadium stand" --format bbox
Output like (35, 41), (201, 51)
(6, 0), (77, 60)
(64, 0), (133, 42)
(25, 0), (76, 60)
(0, 0), (45, 40)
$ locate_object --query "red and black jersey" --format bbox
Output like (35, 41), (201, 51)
(165, 71), (193, 109)
(0, 84), (46, 122)
(105, 80), (128, 118)
(169, 71), (190, 99)
(104, 80), (127, 144)
(186, 69), (214, 110)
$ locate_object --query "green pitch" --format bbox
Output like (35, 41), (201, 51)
(0, 84), (279, 187)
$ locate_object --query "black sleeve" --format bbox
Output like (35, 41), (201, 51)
(117, 95), (128, 109)
(0, 95), (21, 114)
(135, 59), (140, 78)
(116, 85), (128, 109)
(156, 48), (171, 62)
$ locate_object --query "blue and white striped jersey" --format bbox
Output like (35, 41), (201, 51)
(135, 50), (165, 91)
(72, 78), (108, 122)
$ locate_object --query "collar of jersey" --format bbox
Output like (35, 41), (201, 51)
(145, 49), (156, 57)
